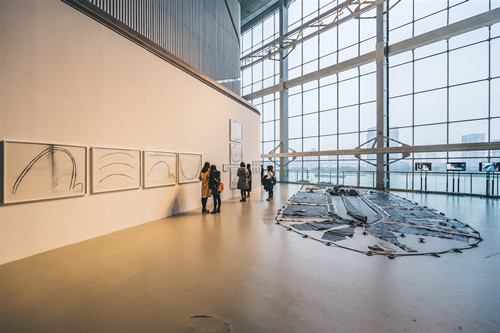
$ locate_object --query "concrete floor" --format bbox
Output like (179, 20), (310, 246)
(1, 184), (499, 333)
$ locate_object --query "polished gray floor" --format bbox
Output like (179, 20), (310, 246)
(1, 184), (499, 332)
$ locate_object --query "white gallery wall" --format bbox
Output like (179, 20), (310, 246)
(0, 0), (261, 264)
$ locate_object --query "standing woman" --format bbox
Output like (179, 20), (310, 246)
(198, 161), (211, 213)
(246, 163), (252, 198)
(263, 165), (275, 201)
(209, 165), (222, 214)
(237, 162), (249, 202)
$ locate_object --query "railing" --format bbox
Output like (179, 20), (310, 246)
(278, 169), (500, 197)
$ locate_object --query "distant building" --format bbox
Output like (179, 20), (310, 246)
(462, 133), (486, 158)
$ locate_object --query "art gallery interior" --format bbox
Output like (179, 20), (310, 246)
(1, 0), (499, 332)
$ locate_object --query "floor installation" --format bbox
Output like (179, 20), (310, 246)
(1, 184), (499, 332)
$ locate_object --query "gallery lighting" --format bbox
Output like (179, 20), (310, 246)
(337, 10), (343, 16)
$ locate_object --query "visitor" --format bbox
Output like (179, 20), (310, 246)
(209, 165), (222, 214)
(237, 162), (249, 202)
(263, 165), (275, 201)
(245, 163), (252, 198)
(198, 161), (211, 213)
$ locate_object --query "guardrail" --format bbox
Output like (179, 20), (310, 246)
(276, 169), (500, 197)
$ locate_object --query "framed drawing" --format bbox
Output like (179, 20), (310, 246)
(178, 153), (202, 184)
(229, 165), (239, 189)
(230, 143), (242, 165)
(92, 147), (141, 193)
(143, 151), (177, 188)
(230, 119), (242, 143)
(2, 141), (87, 204)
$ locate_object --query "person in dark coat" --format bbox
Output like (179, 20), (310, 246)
(262, 165), (275, 201)
(237, 162), (249, 202)
(209, 165), (222, 214)
(245, 163), (252, 198)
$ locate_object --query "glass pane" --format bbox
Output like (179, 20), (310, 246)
(414, 11), (447, 35)
(303, 36), (319, 63)
(414, 40), (447, 60)
(262, 100), (275, 122)
(360, 15), (376, 41)
(288, 44), (303, 68)
(263, 121), (274, 142)
(320, 135), (337, 151)
(492, 38), (500, 78)
(360, 102), (376, 132)
(320, 84), (337, 111)
(491, 118), (500, 143)
(449, 0), (490, 24)
(449, 28), (489, 50)
(338, 18), (358, 49)
(289, 116), (302, 139)
(414, 88), (447, 125)
(388, 0), (413, 30)
(338, 77), (359, 107)
(320, 110), (338, 135)
(449, 120), (488, 144)
(288, 138), (302, 153)
(289, 93), (302, 117)
(392, 126), (412, 146)
(414, 0), (447, 20)
(415, 53), (447, 92)
(320, 53), (337, 69)
(338, 106), (359, 133)
(319, 27), (337, 57)
(338, 133), (358, 150)
(360, 73), (376, 103)
(449, 42), (489, 85)
(492, 78), (500, 117)
(303, 60), (318, 75)
(389, 62), (413, 97)
(303, 113), (319, 137)
(389, 51), (412, 67)
(338, 44), (358, 62)
(389, 24), (413, 44)
(414, 124), (447, 145)
(303, 88), (319, 114)
(389, 95), (413, 127)
(449, 81), (489, 121)
(303, 137), (318, 152)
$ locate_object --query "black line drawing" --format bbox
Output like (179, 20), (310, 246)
(12, 146), (84, 195)
(100, 152), (135, 159)
(148, 161), (175, 179)
(92, 147), (141, 193)
(98, 173), (135, 183)
(99, 163), (135, 171)
(179, 154), (201, 183)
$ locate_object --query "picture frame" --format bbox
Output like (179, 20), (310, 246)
(143, 151), (177, 188)
(178, 153), (202, 184)
(2, 141), (87, 204)
(223, 164), (229, 172)
(230, 143), (242, 165)
(92, 147), (141, 193)
(230, 119), (242, 143)
(229, 165), (239, 189)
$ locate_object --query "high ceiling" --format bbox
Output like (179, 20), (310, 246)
(240, 0), (278, 30)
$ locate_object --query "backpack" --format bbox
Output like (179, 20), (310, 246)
(270, 176), (276, 185)
(217, 182), (224, 192)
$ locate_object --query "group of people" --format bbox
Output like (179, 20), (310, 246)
(198, 162), (222, 214)
(198, 161), (276, 214)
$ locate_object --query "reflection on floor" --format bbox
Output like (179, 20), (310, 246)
(0, 184), (499, 333)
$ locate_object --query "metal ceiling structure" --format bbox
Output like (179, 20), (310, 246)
(240, 0), (278, 33)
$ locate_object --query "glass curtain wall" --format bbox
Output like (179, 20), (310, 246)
(241, 0), (500, 194)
